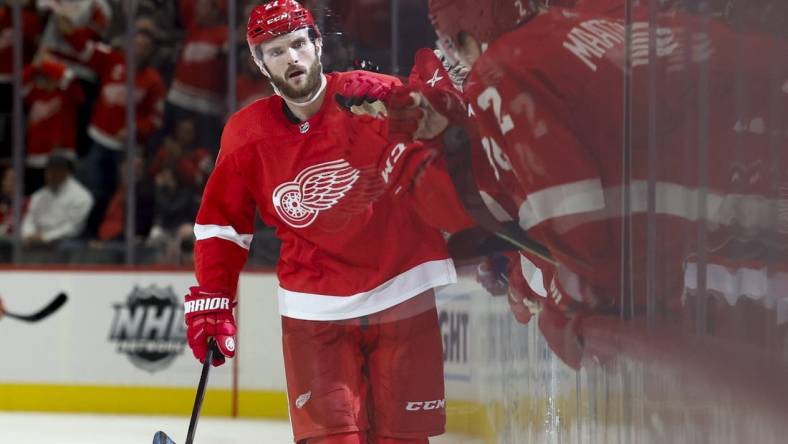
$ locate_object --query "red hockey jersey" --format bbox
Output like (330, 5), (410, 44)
(194, 71), (457, 320)
(67, 37), (166, 149)
(23, 60), (83, 167)
(168, 25), (228, 115)
(463, 8), (787, 311)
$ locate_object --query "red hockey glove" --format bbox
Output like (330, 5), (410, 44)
(378, 140), (439, 196)
(184, 286), (237, 367)
(389, 48), (468, 144)
(335, 71), (396, 109)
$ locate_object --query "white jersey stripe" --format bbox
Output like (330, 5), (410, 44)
(518, 179), (606, 230)
(194, 224), (254, 250)
(518, 179), (771, 230)
(277, 259), (457, 321)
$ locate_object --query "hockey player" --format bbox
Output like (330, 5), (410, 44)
(389, 0), (787, 366)
(184, 1), (469, 443)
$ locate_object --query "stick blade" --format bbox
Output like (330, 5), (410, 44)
(7, 292), (69, 322)
(30, 292), (68, 321)
(153, 431), (176, 444)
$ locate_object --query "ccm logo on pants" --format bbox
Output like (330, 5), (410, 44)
(405, 400), (446, 411)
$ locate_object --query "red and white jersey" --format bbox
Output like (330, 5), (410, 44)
(167, 25), (228, 115)
(69, 38), (166, 149)
(38, 0), (111, 81)
(195, 71), (456, 321)
(463, 7), (788, 309)
(23, 61), (84, 167)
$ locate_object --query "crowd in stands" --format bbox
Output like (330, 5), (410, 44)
(0, 0), (433, 265)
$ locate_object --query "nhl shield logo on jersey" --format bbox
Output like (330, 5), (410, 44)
(273, 159), (360, 228)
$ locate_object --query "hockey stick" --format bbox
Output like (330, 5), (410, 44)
(153, 338), (220, 444)
(5, 292), (68, 322)
(441, 126), (557, 265)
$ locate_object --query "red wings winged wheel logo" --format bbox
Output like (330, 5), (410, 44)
(272, 159), (361, 228)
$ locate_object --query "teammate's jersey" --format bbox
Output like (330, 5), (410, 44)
(195, 71), (456, 321)
(463, 7), (787, 310)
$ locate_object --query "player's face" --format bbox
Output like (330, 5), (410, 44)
(260, 28), (322, 100)
(436, 30), (481, 72)
(456, 31), (482, 67)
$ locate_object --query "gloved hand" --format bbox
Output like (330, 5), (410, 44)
(377, 140), (439, 196)
(184, 286), (237, 367)
(476, 253), (511, 297)
(335, 71), (396, 109)
(388, 48), (469, 143)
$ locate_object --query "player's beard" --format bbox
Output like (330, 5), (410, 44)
(269, 58), (322, 101)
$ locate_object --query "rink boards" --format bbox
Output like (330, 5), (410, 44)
(0, 267), (579, 440)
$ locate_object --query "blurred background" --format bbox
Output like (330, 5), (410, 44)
(0, 0), (786, 443)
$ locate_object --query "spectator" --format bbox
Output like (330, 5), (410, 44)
(37, 0), (112, 82)
(0, 163), (18, 237)
(152, 165), (195, 232)
(134, 15), (177, 85)
(148, 118), (213, 190)
(236, 49), (273, 108)
(147, 164), (196, 263)
(0, 0), (43, 159)
(63, 23), (165, 215)
(37, 1), (112, 157)
(0, 163), (25, 262)
(21, 152), (93, 248)
(64, 153), (156, 263)
(166, 0), (228, 149)
(96, 154), (154, 243)
(23, 57), (83, 193)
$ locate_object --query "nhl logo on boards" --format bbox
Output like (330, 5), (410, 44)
(108, 285), (187, 373)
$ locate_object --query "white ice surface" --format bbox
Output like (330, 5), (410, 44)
(0, 412), (480, 443)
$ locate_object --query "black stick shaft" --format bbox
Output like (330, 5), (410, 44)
(185, 338), (216, 444)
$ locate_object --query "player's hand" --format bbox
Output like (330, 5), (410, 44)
(388, 88), (453, 142)
(476, 254), (510, 296)
(389, 49), (467, 143)
(0, 296), (5, 321)
(335, 71), (395, 109)
(377, 140), (438, 196)
(184, 286), (237, 367)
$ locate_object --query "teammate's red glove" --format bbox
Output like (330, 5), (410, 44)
(389, 48), (468, 143)
(378, 140), (439, 196)
(184, 286), (237, 367)
(335, 71), (396, 109)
